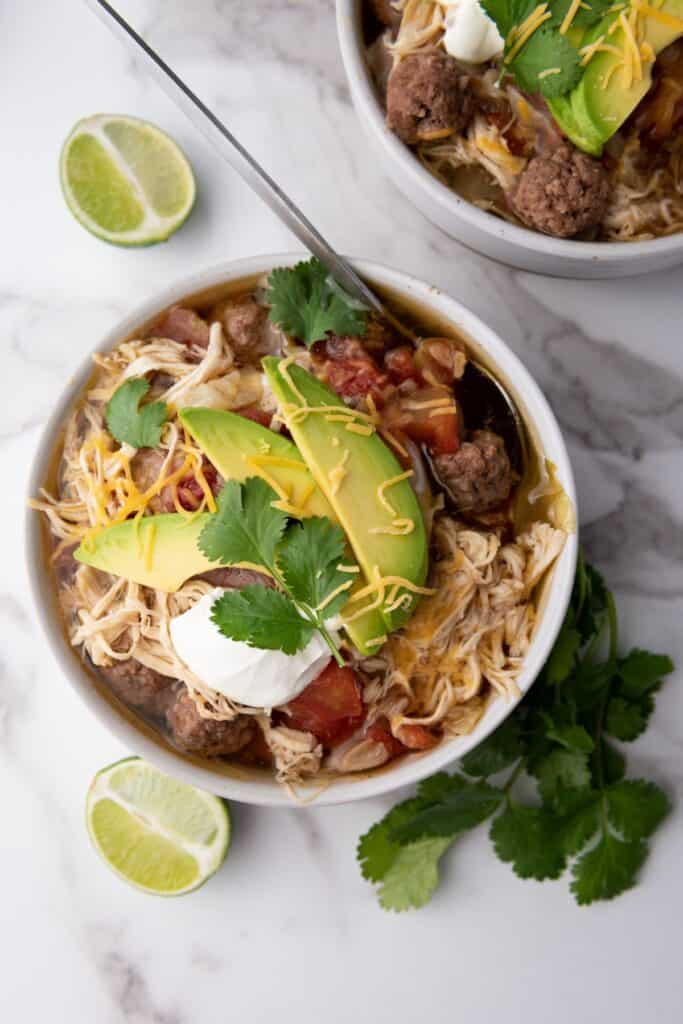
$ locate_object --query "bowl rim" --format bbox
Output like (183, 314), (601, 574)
(26, 252), (578, 806)
(335, 0), (683, 265)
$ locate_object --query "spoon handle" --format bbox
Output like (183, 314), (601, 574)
(84, 0), (384, 315)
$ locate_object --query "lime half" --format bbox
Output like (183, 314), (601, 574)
(60, 114), (196, 246)
(86, 758), (229, 895)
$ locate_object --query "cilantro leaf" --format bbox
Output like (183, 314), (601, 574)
(278, 517), (350, 618)
(490, 804), (567, 880)
(105, 377), (168, 449)
(605, 695), (652, 742)
(198, 477), (287, 571)
(358, 797), (432, 882)
(549, 0), (613, 29)
(544, 721), (594, 753)
(574, 559), (608, 643)
(571, 833), (647, 905)
(618, 649), (674, 699)
(377, 838), (454, 912)
(606, 780), (670, 841)
(601, 738), (626, 783)
(461, 717), (524, 778)
(481, 0), (536, 38)
(533, 748), (592, 806)
(358, 795), (456, 910)
(556, 790), (601, 856)
(211, 585), (313, 654)
(544, 618), (581, 686)
(266, 258), (368, 348)
(510, 26), (583, 99)
(389, 775), (503, 844)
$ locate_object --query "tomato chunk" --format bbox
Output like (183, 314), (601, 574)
(395, 723), (439, 750)
(366, 724), (406, 759)
(383, 386), (461, 456)
(384, 345), (421, 384)
(322, 336), (390, 402)
(285, 663), (365, 745)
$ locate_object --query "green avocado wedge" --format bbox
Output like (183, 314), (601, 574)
(263, 358), (429, 633)
(74, 514), (218, 591)
(179, 406), (388, 655)
(548, 1), (683, 155)
(179, 408), (334, 519)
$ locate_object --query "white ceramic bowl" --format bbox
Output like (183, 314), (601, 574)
(27, 254), (578, 805)
(336, 0), (683, 278)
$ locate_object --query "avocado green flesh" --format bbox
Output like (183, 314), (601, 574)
(548, 3), (683, 155)
(263, 358), (429, 634)
(74, 514), (218, 591)
(178, 406), (386, 655)
(179, 408), (333, 519)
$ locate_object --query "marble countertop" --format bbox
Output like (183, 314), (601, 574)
(3, 1), (682, 1021)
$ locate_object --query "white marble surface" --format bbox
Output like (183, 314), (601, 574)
(2, 1), (682, 1021)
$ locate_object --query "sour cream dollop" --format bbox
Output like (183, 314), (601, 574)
(442, 0), (504, 64)
(170, 588), (331, 708)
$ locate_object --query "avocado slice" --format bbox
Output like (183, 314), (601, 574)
(179, 406), (387, 654)
(548, 2), (683, 155)
(74, 514), (218, 591)
(263, 358), (429, 633)
(179, 408), (333, 519)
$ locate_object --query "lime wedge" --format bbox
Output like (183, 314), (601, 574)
(60, 114), (196, 246)
(86, 758), (229, 895)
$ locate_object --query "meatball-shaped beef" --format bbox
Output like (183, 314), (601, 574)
(166, 690), (255, 757)
(209, 294), (281, 359)
(433, 429), (513, 514)
(387, 51), (470, 145)
(99, 660), (175, 719)
(149, 306), (210, 349)
(510, 144), (609, 238)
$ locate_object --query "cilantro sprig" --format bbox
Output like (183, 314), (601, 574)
(198, 477), (351, 664)
(481, 0), (585, 99)
(266, 257), (369, 348)
(358, 554), (674, 910)
(105, 377), (168, 449)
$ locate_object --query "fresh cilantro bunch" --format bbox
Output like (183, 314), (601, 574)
(266, 257), (369, 348)
(199, 477), (353, 664)
(358, 555), (673, 910)
(480, 0), (611, 99)
(105, 377), (168, 448)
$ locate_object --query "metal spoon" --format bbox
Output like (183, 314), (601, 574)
(84, 0), (526, 467)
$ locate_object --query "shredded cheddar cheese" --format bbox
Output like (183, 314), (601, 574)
(328, 449), (350, 497)
(143, 522), (156, 570)
(505, 4), (552, 64)
(560, 0), (583, 34)
(538, 67), (562, 78)
(315, 578), (354, 613)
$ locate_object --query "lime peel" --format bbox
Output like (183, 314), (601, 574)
(86, 757), (229, 896)
(60, 114), (196, 246)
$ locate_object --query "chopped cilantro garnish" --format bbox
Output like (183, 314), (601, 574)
(105, 377), (168, 449)
(357, 553), (674, 910)
(266, 257), (368, 348)
(198, 477), (353, 664)
(481, 0), (584, 99)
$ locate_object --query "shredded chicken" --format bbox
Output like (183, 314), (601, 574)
(32, 301), (567, 789)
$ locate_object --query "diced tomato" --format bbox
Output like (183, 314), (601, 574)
(322, 335), (390, 402)
(237, 403), (272, 428)
(176, 463), (220, 511)
(384, 345), (421, 384)
(395, 723), (440, 751)
(366, 724), (406, 759)
(414, 338), (466, 386)
(285, 663), (365, 745)
(383, 386), (461, 456)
